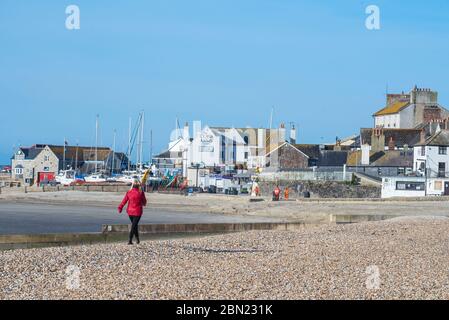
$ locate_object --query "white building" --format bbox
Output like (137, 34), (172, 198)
(154, 121), (297, 177)
(382, 176), (449, 198)
(373, 87), (449, 129)
(187, 126), (247, 170)
(413, 129), (449, 178)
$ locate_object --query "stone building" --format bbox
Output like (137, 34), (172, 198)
(373, 86), (449, 129)
(11, 144), (129, 185)
(265, 142), (309, 171)
(11, 145), (59, 186)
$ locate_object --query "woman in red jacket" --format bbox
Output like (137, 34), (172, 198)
(118, 179), (147, 245)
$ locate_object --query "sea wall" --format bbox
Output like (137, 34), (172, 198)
(258, 180), (381, 199)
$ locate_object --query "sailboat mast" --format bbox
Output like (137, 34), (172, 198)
(128, 117), (131, 172)
(75, 141), (79, 172)
(63, 137), (66, 171)
(112, 129), (116, 175)
(95, 114), (99, 173)
(149, 129), (153, 165)
(140, 111), (145, 171)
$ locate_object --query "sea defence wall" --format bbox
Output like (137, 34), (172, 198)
(0, 222), (311, 250)
(258, 180), (381, 199)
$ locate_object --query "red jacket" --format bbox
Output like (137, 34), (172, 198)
(118, 188), (147, 217)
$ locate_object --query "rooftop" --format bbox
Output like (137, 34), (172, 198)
(416, 129), (449, 147)
(373, 101), (410, 116)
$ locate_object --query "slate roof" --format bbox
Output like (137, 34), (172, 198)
(19, 147), (42, 160)
(346, 150), (414, 167)
(416, 130), (449, 147)
(294, 144), (321, 160)
(360, 128), (422, 147)
(153, 150), (182, 159)
(318, 151), (348, 167)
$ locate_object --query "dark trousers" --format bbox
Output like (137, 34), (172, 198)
(128, 215), (141, 242)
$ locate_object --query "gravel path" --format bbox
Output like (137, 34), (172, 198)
(1, 217), (449, 299)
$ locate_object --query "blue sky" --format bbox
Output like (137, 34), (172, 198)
(1, 0), (449, 164)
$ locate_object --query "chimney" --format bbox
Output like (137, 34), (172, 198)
(290, 124), (296, 144)
(371, 128), (385, 152)
(361, 144), (370, 166)
(334, 137), (342, 151)
(420, 128), (426, 143)
(183, 122), (190, 140)
(192, 120), (202, 139)
(388, 137), (395, 151)
(279, 123), (286, 142)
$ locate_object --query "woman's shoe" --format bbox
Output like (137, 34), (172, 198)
(128, 241), (133, 245)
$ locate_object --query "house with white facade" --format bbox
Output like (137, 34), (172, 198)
(187, 126), (247, 170)
(382, 129), (449, 198)
(373, 86), (449, 129)
(154, 121), (297, 177)
(413, 129), (449, 178)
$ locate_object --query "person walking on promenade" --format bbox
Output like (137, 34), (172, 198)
(284, 186), (289, 200)
(118, 179), (147, 245)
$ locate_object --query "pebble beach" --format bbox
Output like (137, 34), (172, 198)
(1, 216), (449, 300)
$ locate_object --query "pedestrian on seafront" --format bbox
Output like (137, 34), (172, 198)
(118, 178), (147, 245)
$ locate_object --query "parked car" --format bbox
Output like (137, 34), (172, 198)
(39, 179), (60, 187)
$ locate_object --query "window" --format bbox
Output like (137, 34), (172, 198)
(244, 152), (248, 160)
(439, 147), (447, 155)
(44, 155), (50, 161)
(438, 162), (446, 178)
(15, 168), (23, 175)
(396, 181), (425, 191)
(421, 146), (426, 156)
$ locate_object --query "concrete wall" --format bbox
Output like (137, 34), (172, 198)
(258, 170), (352, 182)
(400, 106), (414, 128)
